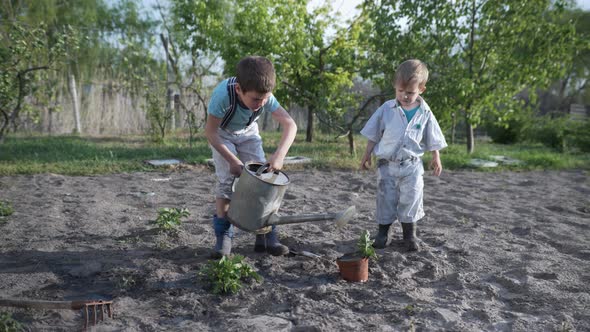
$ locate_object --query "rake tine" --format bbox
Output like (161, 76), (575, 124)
(107, 302), (113, 318)
(94, 304), (98, 326)
(84, 305), (89, 329)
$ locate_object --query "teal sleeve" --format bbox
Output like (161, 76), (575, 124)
(208, 79), (229, 118)
(266, 94), (280, 112)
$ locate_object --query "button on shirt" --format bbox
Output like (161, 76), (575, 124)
(360, 98), (447, 161)
(208, 78), (281, 132)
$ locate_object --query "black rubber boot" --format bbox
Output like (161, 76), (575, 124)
(210, 215), (234, 259)
(401, 222), (419, 252)
(254, 234), (266, 253)
(373, 223), (392, 249)
(264, 226), (289, 256)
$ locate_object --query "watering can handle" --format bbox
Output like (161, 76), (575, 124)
(255, 163), (279, 177)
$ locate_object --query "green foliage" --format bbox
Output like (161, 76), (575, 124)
(0, 201), (14, 217)
(144, 89), (172, 144)
(0, 133), (588, 176)
(569, 119), (590, 153)
(357, 230), (377, 260)
(153, 208), (190, 231)
(526, 114), (590, 152)
(0, 20), (77, 141)
(0, 135), (211, 175)
(172, 0), (366, 142)
(363, 0), (578, 153)
(485, 113), (529, 144)
(200, 255), (262, 295)
(0, 312), (22, 332)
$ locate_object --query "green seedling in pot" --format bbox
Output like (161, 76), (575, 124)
(357, 230), (378, 260)
(153, 207), (190, 231)
(200, 255), (261, 295)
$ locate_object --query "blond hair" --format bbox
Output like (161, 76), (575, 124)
(394, 59), (429, 87)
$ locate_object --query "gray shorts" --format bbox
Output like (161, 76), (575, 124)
(376, 158), (425, 224)
(211, 123), (266, 199)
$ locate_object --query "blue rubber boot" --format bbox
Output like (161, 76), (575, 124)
(211, 215), (233, 259)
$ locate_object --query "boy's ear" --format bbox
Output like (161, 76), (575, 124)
(235, 83), (242, 94)
(419, 86), (426, 93)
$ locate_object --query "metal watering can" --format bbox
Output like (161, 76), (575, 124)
(227, 161), (356, 232)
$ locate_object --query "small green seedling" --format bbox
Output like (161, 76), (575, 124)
(0, 311), (22, 332)
(404, 304), (416, 316)
(153, 207), (190, 231)
(200, 255), (261, 295)
(357, 230), (378, 260)
(0, 201), (14, 217)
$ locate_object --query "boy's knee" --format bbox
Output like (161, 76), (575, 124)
(215, 180), (234, 199)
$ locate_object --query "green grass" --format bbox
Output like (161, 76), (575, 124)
(0, 132), (588, 176)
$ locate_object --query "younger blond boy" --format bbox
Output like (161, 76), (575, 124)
(360, 59), (447, 251)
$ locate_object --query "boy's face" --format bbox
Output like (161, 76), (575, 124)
(394, 81), (425, 108)
(236, 84), (271, 111)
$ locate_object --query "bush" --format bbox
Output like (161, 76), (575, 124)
(486, 119), (524, 144)
(200, 255), (261, 295)
(153, 208), (190, 231)
(484, 114), (527, 144)
(0, 201), (14, 217)
(0, 312), (22, 332)
(569, 119), (590, 153)
(528, 114), (589, 152)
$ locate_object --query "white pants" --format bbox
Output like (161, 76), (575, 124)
(376, 158), (425, 224)
(211, 123), (266, 199)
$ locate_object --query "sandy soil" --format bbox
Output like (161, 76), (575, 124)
(0, 166), (589, 331)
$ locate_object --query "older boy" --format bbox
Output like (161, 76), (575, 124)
(205, 56), (297, 258)
(360, 59), (447, 251)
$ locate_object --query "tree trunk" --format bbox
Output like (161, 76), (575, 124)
(347, 129), (355, 155)
(47, 107), (54, 134)
(450, 112), (456, 145)
(0, 111), (8, 143)
(466, 121), (475, 154)
(168, 88), (175, 131)
(68, 74), (82, 134)
(306, 105), (314, 142)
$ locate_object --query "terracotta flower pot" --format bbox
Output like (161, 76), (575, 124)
(336, 253), (369, 282)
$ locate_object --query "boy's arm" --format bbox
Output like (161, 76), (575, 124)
(360, 140), (376, 170)
(429, 150), (442, 176)
(205, 114), (244, 176)
(268, 107), (297, 171)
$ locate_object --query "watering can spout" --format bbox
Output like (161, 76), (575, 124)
(268, 206), (356, 229)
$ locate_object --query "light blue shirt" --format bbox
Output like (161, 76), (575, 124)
(360, 97), (447, 161)
(208, 78), (281, 132)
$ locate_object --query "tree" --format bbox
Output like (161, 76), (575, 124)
(1, 0), (161, 137)
(539, 9), (590, 112)
(171, 0), (367, 142)
(0, 21), (77, 142)
(363, 0), (577, 153)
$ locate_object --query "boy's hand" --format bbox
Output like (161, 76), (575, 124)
(360, 141), (376, 170)
(360, 155), (372, 170)
(229, 160), (244, 176)
(429, 150), (442, 176)
(267, 154), (284, 172)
